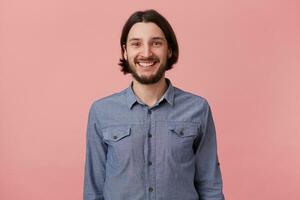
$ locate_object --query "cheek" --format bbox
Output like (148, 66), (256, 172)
(154, 48), (169, 57)
(127, 51), (138, 60)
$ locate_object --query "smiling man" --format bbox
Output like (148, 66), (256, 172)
(123, 22), (171, 86)
(83, 9), (225, 200)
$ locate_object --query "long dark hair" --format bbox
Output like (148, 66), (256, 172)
(118, 9), (179, 74)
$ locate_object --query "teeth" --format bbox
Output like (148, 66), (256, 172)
(138, 62), (155, 67)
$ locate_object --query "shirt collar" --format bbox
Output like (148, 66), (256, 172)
(126, 78), (175, 109)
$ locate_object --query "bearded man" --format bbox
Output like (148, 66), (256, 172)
(83, 9), (225, 200)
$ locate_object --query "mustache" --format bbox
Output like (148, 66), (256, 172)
(134, 56), (159, 62)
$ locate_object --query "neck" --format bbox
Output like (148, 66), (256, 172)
(132, 77), (168, 107)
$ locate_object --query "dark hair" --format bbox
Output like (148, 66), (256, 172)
(118, 9), (179, 74)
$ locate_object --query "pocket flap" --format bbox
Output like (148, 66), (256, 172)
(167, 122), (198, 137)
(102, 125), (131, 142)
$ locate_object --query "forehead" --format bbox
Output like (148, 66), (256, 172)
(127, 22), (166, 41)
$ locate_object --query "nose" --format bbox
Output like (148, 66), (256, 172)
(140, 44), (153, 57)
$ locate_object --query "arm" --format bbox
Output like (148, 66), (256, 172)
(194, 100), (225, 200)
(83, 103), (107, 200)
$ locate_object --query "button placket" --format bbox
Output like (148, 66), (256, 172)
(146, 107), (155, 198)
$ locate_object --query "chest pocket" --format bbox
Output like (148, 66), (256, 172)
(102, 125), (132, 168)
(167, 122), (198, 163)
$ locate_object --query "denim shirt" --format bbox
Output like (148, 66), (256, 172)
(83, 78), (225, 200)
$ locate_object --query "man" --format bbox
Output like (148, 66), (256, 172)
(83, 9), (225, 200)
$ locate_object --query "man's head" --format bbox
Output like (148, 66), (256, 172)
(119, 9), (179, 84)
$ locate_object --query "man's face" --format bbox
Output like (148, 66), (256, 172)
(123, 22), (172, 84)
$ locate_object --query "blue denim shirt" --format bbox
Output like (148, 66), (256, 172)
(83, 78), (225, 200)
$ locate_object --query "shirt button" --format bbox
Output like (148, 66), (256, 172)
(148, 133), (152, 138)
(149, 187), (153, 192)
(179, 132), (184, 136)
(113, 135), (118, 139)
(148, 161), (152, 166)
(148, 109), (152, 114)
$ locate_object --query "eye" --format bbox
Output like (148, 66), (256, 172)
(130, 42), (141, 47)
(152, 41), (162, 47)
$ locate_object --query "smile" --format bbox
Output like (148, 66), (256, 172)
(137, 61), (157, 67)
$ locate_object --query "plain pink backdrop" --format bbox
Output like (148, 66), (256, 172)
(1, 0), (300, 199)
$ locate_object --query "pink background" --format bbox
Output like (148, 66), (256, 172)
(1, 0), (300, 199)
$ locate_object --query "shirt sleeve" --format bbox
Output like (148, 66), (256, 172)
(194, 100), (225, 200)
(83, 103), (107, 200)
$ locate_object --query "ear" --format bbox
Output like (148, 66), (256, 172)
(123, 44), (127, 60)
(168, 48), (172, 58)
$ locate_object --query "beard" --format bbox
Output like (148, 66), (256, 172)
(127, 56), (167, 85)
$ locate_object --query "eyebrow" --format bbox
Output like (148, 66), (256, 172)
(151, 37), (165, 41)
(128, 37), (166, 42)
